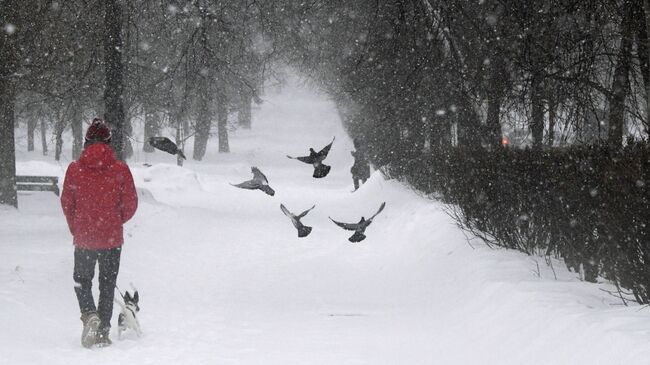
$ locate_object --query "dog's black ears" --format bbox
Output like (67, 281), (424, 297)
(133, 291), (139, 303)
(124, 291), (132, 301)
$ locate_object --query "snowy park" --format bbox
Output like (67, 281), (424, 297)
(3, 81), (650, 364)
(3, 1), (650, 364)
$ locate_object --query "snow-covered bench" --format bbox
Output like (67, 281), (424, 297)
(16, 175), (60, 196)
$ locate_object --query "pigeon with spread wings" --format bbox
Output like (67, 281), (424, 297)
(329, 202), (386, 242)
(287, 137), (335, 178)
(231, 167), (275, 196)
(148, 137), (186, 159)
(280, 204), (315, 238)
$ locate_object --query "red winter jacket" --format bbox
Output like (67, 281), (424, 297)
(61, 143), (138, 249)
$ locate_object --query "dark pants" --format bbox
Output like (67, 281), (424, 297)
(73, 247), (121, 330)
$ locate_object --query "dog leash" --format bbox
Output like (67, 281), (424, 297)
(115, 283), (139, 300)
(115, 285), (125, 300)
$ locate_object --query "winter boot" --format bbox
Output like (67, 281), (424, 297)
(80, 311), (100, 348)
(95, 327), (112, 347)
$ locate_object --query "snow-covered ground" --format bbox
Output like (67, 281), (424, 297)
(3, 78), (650, 365)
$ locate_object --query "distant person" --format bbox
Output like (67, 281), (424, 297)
(61, 118), (138, 348)
(350, 139), (371, 191)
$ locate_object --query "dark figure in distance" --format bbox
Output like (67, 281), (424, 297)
(61, 119), (138, 348)
(350, 139), (370, 191)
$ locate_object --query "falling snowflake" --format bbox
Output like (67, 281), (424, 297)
(4, 23), (16, 35)
(139, 41), (151, 51)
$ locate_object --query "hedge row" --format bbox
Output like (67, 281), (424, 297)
(386, 143), (650, 304)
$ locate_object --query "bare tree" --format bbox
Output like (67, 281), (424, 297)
(103, 0), (126, 160)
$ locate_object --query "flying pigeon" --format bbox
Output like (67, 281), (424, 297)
(231, 167), (275, 196)
(280, 203), (315, 238)
(287, 137), (335, 178)
(329, 202), (386, 242)
(149, 137), (186, 159)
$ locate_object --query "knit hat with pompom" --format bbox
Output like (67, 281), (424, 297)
(85, 118), (112, 143)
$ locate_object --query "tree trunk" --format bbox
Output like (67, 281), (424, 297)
(406, 117), (425, 155)
(486, 53), (505, 149)
(175, 118), (184, 167)
(0, 1), (19, 207)
(217, 90), (229, 153)
(642, 0), (650, 137)
(238, 87), (252, 129)
(456, 95), (481, 148)
(0, 76), (17, 207)
(170, 87), (190, 166)
(486, 95), (502, 149)
(40, 118), (48, 155)
(27, 118), (36, 151)
(54, 116), (65, 161)
(608, 0), (634, 149)
(103, 0), (126, 160)
(123, 115), (133, 159)
(71, 101), (83, 160)
(547, 94), (557, 146)
(530, 75), (545, 149)
(430, 115), (452, 151)
(143, 107), (159, 152)
(193, 87), (212, 161)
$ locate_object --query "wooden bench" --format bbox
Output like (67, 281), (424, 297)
(16, 175), (60, 196)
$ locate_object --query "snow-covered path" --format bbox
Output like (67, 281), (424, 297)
(3, 80), (650, 365)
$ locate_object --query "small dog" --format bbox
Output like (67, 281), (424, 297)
(115, 289), (142, 339)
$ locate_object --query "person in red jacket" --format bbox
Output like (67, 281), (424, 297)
(61, 118), (138, 348)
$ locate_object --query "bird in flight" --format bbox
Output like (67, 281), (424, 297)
(329, 202), (386, 242)
(231, 167), (275, 196)
(280, 203), (316, 238)
(148, 137), (186, 159)
(287, 137), (335, 178)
